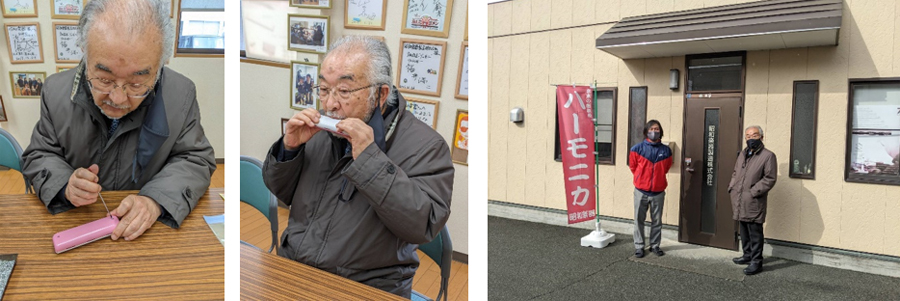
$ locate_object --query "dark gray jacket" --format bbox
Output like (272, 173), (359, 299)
(262, 91), (453, 298)
(728, 144), (777, 223)
(22, 62), (216, 228)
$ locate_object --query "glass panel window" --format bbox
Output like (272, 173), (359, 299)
(687, 55), (742, 91)
(846, 80), (900, 185)
(701, 109), (720, 234)
(176, 0), (225, 55)
(626, 87), (647, 165)
(555, 88), (617, 164)
(790, 81), (819, 179)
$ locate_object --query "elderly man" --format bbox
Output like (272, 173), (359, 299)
(22, 0), (216, 241)
(728, 125), (777, 275)
(263, 36), (454, 298)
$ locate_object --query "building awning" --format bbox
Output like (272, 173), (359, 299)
(596, 0), (842, 59)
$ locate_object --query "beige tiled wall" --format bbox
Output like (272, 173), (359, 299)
(489, 0), (900, 257)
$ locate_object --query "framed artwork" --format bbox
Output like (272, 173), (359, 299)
(290, 61), (320, 111)
(343, 34), (384, 42)
(9, 71), (47, 99)
(50, 0), (84, 19)
(291, 0), (331, 9)
(344, 0), (386, 30)
(464, 9), (467, 41)
(396, 38), (447, 97)
(53, 22), (83, 63)
(451, 109), (468, 165)
(455, 41), (468, 100)
(5, 23), (44, 64)
(287, 14), (329, 54)
(401, 0), (453, 38)
(405, 97), (439, 129)
(282, 118), (290, 136)
(56, 65), (75, 73)
(0, 95), (7, 122)
(1, 0), (37, 17)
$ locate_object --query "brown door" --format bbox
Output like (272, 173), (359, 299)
(679, 94), (742, 250)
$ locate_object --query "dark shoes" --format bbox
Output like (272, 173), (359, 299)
(732, 257), (751, 265)
(650, 247), (665, 256)
(743, 262), (763, 275)
(635, 248), (645, 258)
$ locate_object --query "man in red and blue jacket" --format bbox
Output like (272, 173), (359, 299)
(629, 120), (672, 258)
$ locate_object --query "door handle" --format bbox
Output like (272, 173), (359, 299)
(685, 157), (694, 172)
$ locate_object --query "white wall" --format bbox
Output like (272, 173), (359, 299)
(0, 0), (225, 159)
(240, 0), (469, 254)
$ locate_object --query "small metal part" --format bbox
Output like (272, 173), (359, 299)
(99, 193), (111, 216)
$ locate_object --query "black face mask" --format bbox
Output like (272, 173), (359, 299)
(746, 139), (761, 150)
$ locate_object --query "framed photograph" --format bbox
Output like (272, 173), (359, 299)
(5, 23), (44, 64)
(1, 0), (37, 17)
(451, 109), (468, 165)
(287, 14), (329, 54)
(455, 41), (468, 100)
(0, 95), (7, 122)
(291, 0), (331, 9)
(53, 22), (83, 63)
(401, 0), (453, 38)
(57, 65), (75, 73)
(343, 34), (384, 42)
(344, 0), (386, 30)
(290, 61), (320, 111)
(396, 38), (447, 97)
(405, 97), (439, 129)
(9, 71), (47, 99)
(50, 0), (84, 19)
(282, 118), (290, 136)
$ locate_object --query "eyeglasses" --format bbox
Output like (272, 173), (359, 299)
(314, 84), (379, 100)
(86, 77), (154, 98)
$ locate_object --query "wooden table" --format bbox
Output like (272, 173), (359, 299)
(240, 245), (406, 300)
(0, 188), (224, 300)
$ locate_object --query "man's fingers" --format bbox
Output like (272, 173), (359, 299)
(121, 209), (146, 241)
(74, 168), (100, 183)
(71, 178), (102, 194)
(87, 164), (99, 176)
(125, 217), (154, 241)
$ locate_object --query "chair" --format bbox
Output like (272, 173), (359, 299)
(412, 226), (453, 301)
(0, 128), (32, 194)
(240, 155), (278, 253)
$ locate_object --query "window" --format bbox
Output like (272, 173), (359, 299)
(555, 88), (618, 164)
(626, 86), (647, 165)
(790, 81), (819, 179)
(240, 0), (295, 64)
(175, 0), (225, 56)
(686, 53), (743, 92)
(845, 79), (900, 185)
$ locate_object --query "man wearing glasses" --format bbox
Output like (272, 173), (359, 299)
(727, 125), (777, 275)
(263, 36), (454, 298)
(21, 0), (216, 241)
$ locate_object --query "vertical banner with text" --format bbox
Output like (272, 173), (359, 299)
(556, 86), (596, 224)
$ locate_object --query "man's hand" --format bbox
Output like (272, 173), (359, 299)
(283, 108), (323, 150)
(65, 164), (101, 207)
(335, 118), (374, 159)
(110, 195), (162, 241)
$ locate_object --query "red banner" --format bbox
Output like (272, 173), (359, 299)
(557, 86), (597, 224)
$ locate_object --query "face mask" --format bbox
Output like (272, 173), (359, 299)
(647, 131), (660, 141)
(746, 139), (761, 149)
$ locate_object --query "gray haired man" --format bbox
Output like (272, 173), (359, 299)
(22, 0), (216, 240)
(728, 125), (777, 275)
(263, 36), (454, 298)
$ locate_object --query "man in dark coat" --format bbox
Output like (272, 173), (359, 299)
(728, 125), (777, 275)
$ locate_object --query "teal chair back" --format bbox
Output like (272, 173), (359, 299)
(412, 226), (452, 301)
(0, 128), (32, 193)
(240, 155), (278, 253)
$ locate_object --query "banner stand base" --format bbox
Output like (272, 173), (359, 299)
(580, 222), (615, 249)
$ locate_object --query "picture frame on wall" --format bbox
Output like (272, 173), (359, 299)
(0, 95), (8, 122)
(53, 22), (83, 63)
(57, 65), (75, 73)
(9, 71), (47, 99)
(396, 38), (447, 97)
(401, 0), (453, 38)
(282, 118), (290, 136)
(404, 97), (440, 129)
(455, 41), (468, 100)
(287, 14), (329, 54)
(1, 0), (37, 18)
(290, 60), (320, 111)
(5, 23), (44, 64)
(291, 0), (331, 9)
(451, 109), (468, 165)
(344, 0), (386, 30)
(50, 0), (84, 19)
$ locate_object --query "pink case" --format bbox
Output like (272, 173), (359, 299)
(52, 216), (119, 254)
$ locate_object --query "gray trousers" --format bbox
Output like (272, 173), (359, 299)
(633, 189), (665, 249)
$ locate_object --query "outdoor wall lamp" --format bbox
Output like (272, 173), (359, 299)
(670, 69), (680, 91)
(510, 107), (524, 123)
